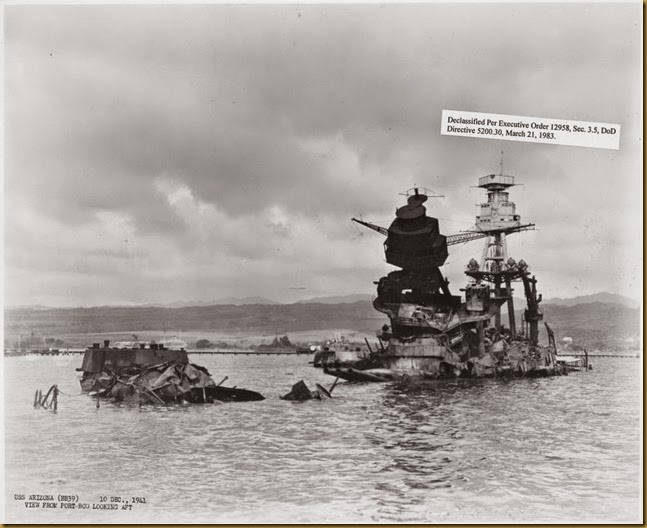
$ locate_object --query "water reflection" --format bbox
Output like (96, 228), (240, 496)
(364, 370), (641, 522)
(4, 356), (641, 523)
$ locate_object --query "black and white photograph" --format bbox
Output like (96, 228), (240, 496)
(3, 1), (643, 524)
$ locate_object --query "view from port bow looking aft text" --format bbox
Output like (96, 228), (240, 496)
(3, 2), (642, 525)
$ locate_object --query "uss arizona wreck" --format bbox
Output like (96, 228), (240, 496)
(325, 170), (569, 382)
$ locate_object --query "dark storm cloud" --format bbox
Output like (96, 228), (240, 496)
(5, 3), (641, 306)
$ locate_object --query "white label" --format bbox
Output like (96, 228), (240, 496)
(441, 110), (620, 150)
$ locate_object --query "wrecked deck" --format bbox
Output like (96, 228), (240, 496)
(78, 341), (264, 404)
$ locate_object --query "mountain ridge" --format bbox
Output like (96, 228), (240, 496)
(296, 294), (374, 304)
(544, 292), (640, 309)
(5, 298), (640, 352)
(7, 291), (638, 310)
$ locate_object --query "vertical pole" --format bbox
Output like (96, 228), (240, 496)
(529, 276), (539, 346)
(505, 277), (516, 338)
(493, 233), (503, 330)
(53, 386), (58, 411)
(494, 279), (501, 329)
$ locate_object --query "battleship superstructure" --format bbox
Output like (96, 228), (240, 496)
(328, 171), (561, 381)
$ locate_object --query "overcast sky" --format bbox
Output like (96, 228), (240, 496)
(5, 3), (642, 307)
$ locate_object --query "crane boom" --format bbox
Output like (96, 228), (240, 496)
(446, 223), (535, 246)
(446, 231), (489, 245)
(352, 217), (534, 246)
(351, 218), (388, 236)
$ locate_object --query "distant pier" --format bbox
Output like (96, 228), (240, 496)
(557, 352), (640, 359)
(189, 349), (312, 356)
(3, 347), (312, 357)
(4, 348), (637, 358)
(3, 348), (84, 357)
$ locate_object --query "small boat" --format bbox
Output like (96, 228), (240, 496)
(556, 354), (590, 372)
(158, 336), (189, 350)
(113, 335), (188, 351)
(257, 334), (298, 354)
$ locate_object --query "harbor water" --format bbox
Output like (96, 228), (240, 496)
(4, 354), (642, 523)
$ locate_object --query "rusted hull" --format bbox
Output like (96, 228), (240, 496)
(323, 336), (563, 382)
(385, 335), (559, 378)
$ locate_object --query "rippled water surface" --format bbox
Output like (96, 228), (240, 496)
(4, 354), (642, 523)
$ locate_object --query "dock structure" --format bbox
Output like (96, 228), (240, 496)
(189, 348), (311, 356)
(557, 352), (640, 359)
(3, 347), (638, 358)
(4, 348), (85, 357)
(4, 347), (312, 357)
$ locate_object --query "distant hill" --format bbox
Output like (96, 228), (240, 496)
(297, 294), (374, 304)
(499, 297), (526, 314)
(4, 301), (381, 340)
(147, 296), (281, 307)
(4, 292), (640, 352)
(544, 292), (640, 309)
(4, 304), (56, 311)
(517, 301), (640, 350)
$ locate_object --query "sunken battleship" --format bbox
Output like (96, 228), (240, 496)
(78, 340), (264, 404)
(325, 171), (563, 382)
